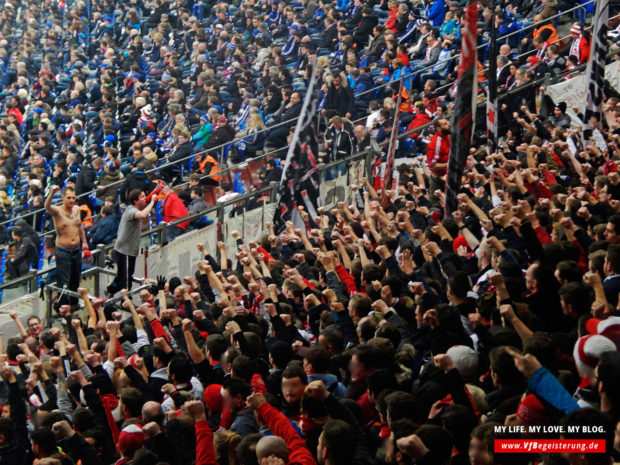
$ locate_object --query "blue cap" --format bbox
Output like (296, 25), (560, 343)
(289, 24), (300, 31)
(33, 108), (43, 114)
(44, 22), (52, 27)
(102, 14), (113, 22)
(147, 132), (156, 139)
(104, 135), (116, 143)
(200, 114), (209, 122)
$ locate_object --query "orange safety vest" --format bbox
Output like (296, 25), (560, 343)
(533, 24), (559, 45)
(79, 204), (93, 229)
(199, 154), (220, 182)
(477, 61), (485, 83)
(392, 87), (410, 113)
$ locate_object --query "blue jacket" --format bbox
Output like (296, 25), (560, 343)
(89, 213), (120, 246)
(308, 373), (347, 399)
(427, 0), (445, 27)
(528, 367), (580, 415)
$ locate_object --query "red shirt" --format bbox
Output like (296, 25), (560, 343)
(426, 132), (450, 176)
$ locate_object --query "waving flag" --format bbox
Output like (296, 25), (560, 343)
(486, 15), (498, 154)
(445, 0), (478, 215)
(583, 0), (609, 124)
(273, 59), (322, 234)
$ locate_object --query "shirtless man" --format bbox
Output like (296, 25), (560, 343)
(45, 185), (88, 307)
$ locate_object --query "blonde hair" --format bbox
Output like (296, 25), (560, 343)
(214, 430), (241, 465)
(247, 112), (266, 131)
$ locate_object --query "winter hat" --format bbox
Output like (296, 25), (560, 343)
(203, 384), (223, 413)
(526, 55), (540, 65)
(573, 334), (616, 376)
(447, 345), (479, 381)
(570, 23), (581, 35)
(452, 235), (471, 254)
(117, 424), (144, 455)
(555, 101), (567, 113)
(596, 317), (620, 351)
(516, 394), (549, 426)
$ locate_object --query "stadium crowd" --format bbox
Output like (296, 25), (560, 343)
(1, 0), (620, 463)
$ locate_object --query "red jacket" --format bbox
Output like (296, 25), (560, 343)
(8, 107), (22, 127)
(162, 192), (190, 230)
(426, 132), (450, 176)
(385, 7), (399, 33)
(195, 420), (217, 465)
(258, 403), (317, 465)
(407, 112), (431, 139)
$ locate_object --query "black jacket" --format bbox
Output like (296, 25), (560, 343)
(325, 84), (354, 116)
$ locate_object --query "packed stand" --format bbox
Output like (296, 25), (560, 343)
(0, 0), (612, 283)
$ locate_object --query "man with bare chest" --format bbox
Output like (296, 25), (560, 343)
(45, 185), (89, 307)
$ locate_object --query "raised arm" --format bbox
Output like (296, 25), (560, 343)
(45, 185), (61, 215)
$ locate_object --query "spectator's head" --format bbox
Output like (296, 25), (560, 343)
(128, 188), (147, 209)
(348, 293), (371, 320)
(257, 435), (289, 463)
(30, 428), (57, 459)
(120, 387), (145, 419)
(269, 340), (293, 370)
(560, 408), (615, 465)
(604, 216), (620, 244)
(596, 351), (620, 410)
(236, 434), (261, 465)
(317, 420), (356, 465)
(206, 334), (227, 363)
(385, 419), (418, 465)
(141, 401), (164, 425)
(167, 356), (193, 385)
(489, 346), (524, 388)
(222, 378), (252, 413)
(0, 417), (15, 445)
(281, 362), (307, 405)
(117, 424), (144, 459)
(605, 243), (620, 275)
(558, 282), (592, 319)
(348, 344), (380, 383)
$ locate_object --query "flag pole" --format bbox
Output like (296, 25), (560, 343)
(381, 73), (404, 205)
(486, 10), (498, 155)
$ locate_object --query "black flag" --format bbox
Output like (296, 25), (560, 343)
(583, 0), (609, 124)
(273, 60), (321, 234)
(486, 13), (498, 154)
(445, 1), (478, 216)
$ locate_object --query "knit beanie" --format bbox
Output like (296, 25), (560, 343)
(203, 384), (224, 413)
(117, 424), (144, 456)
(516, 394), (548, 426)
(597, 317), (620, 351)
(447, 345), (479, 381)
(573, 334), (616, 376)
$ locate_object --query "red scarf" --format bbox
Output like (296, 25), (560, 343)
(100, 393), (120, 444)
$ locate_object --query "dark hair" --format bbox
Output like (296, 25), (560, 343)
(367, 368), (397, 396)
(231, 354), (256, 382)
(319, 326), (344, 352)
(448, 271), (470, 299)
(206, 334), (228, 361)
(375, 323), (401, 349)
(606, 243), (620, 273)
(282, 362), (308, 384)
(415, 424), (453, 465)
(30, 428), (57, 455)
(128, 188), (143, 204)
(442, 404), (478, 452)
(556, 260), (583, 283)
(597, 351), (620, 407)
(269, 340), (294, 369)
(489, 346), (524, 387)
(559, 408), (614, 465)
(386, 391), (420, 424)
(72, 407), (95, 433)
(321, 420), (356, 465)
(236, 433), (261, 465)
(558, 282), (592, 316)
(224, 378), (252, 399)
(0, 418), (15, 442)
(120, 387), (145, 418)
(168, 356), (193, 384)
